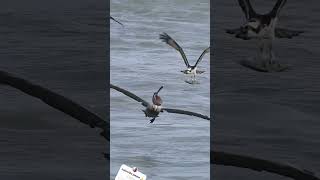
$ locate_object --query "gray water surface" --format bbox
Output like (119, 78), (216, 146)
(110, 0), (210, 179)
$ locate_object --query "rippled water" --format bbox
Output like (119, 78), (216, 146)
(110, 0), (210, 179)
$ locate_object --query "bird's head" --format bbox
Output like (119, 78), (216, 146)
(187, 67), (193, 73)
(154, 86), (163, 96)
(152, 86), (163, 106)
(237, 18), (263, 39)
(241, 18), (274, 39)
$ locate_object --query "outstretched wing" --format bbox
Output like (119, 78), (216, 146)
(162, 108), (210, 120)
(275, 27), (304, 38)
(212, 151), (320, 180)
(110, 16), (124, 26)
(238, 0), (256, 20)
(226, 27), (243, 35)
(0, 70), (108, 140)
(110, 84), (149, 107)
(194, 47), (210, 67)
(226, 27), (303, 40)
(269, 0), (287, 18)
(159, 32), (190, 68)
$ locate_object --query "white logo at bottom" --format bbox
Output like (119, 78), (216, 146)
(115, 164), (147, 180)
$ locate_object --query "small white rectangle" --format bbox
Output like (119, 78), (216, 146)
(115, 164), (147, 180)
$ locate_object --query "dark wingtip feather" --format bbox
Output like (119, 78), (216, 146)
(110, 16), (124, 27)
(159, 32), (171, 42)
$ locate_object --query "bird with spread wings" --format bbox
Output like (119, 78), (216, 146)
(159, 32), (210, 83)
(110, 84), (210, 123)
(226, 0), (303, 40)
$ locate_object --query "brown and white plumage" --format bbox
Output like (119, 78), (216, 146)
(226, 0), (304, 69)
(152, 86), (163, 106)
(159, 32), (210, 81)
(226, 0), (303, 40)
(110, 84), (210, 123)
